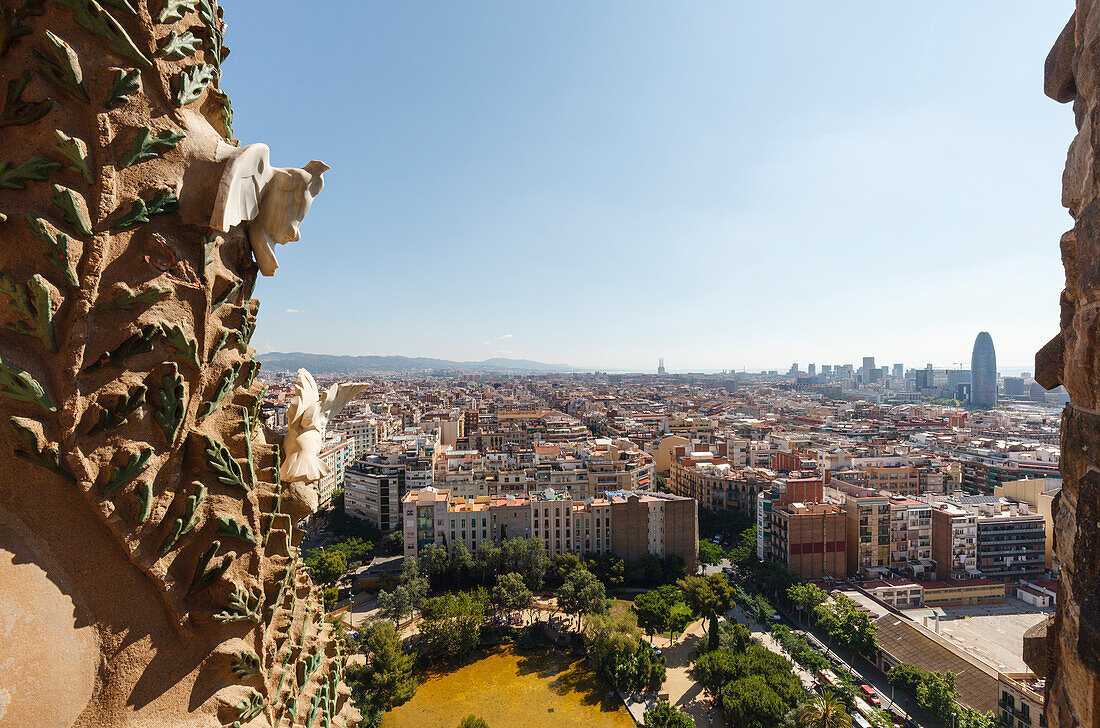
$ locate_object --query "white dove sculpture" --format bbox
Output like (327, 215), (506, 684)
(209, 142), (329, 276)
(281, 369), (368, 489)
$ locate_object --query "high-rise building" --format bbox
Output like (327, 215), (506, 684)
(893, 363), (904, 379)
(808, 363), (816, 376)
(970, 331), (998, 407)
(658, 357), (666, 376)
(862, 356), (876, 383)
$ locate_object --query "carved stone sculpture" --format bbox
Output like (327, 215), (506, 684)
(210, 143), (329, 277)
(1037, 5), (1100, 727)
(0, 2), (356, 726)
(280, 368), (367, 517)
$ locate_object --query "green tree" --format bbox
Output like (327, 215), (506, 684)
(322, 584), (338, 612)
(787, 582), (828, 624)
(746, 593), (776, 625)
(662, 554), (687, 583)
(377, 556), (428, 626)
(491, 571), (533, 616)
(699, 539), (725, 567)
(729, 524), (758, 566)
(457, 716), (490, 728)
(692, 649), (741, 695)
(956, 708), (997, 728)
(917, 671), (958, 725)
(643, 701), (694, 728)
(450, 540), (475, 585)
(583, 611), (663, 690)
(633, 590), (672, 641)
(886, 662), (929, 698)
(419, 588), (489, 660)
(558, 567), (608, 625)
(474, 541), (502, 585)
(304, 548), (347, 584)
(551, 552), (583, 585)
(716, 621), (753, 653)
(814, 594), (878, 659)
(586, 553), (626, 587)
(798, 691), (852, 728)
(331, 536), (373, 565)
(346, 621), (417, 715)
(678, 573), (734, 651)
(419, 542), (451, 588)
(754, 561), (799, 596)
(499, 537), (550, 590)
(721, 674), (793, 728)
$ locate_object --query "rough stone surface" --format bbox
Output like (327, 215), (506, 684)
(1023, 615), (1054, 680)
(1038, 4), (1100, 725)
(0, 3), (354, 726)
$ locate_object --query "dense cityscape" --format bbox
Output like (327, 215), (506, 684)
(5, 3), (1095, 728)
(256, 331), (1061, 728)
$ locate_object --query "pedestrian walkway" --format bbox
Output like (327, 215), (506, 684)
(724, 604), (817, 691)
(657, 617), (727, 728)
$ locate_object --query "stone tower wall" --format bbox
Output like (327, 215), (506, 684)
(0, 1), (354, 725)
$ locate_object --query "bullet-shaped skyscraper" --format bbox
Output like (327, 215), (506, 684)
(970, 331), (997, 407)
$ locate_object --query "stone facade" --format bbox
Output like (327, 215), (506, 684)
(1037, 5), (1100, 727)
(0, 3), (354, 726)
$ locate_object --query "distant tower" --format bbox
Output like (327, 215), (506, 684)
(862, 356), (876, 383)
(658, 358), (666, 376)
(970, 332), (997, 407)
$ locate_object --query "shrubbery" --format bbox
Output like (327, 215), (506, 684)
(584, 611), (667, 691)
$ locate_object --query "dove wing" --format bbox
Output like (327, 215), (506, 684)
(209, 142), (275, 232)
(317, 382), (369, 428)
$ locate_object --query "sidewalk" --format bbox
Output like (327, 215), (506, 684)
(724, 604), (817, 692)
(658, 617), (727, 728)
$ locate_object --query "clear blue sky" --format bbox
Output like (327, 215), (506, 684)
(227, 2), (1074, 372)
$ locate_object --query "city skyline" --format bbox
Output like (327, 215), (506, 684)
(223, 2), (1072, 370)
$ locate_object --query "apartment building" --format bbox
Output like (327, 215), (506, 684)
(344, 434), (437, 532)
(401, 488), (698, 571)
(344, 455), (404, 532)
(649, 435), (691, 475)
(531, 489), (576, 556)
(861, 463), (920, 496)
(770, 502), (847, 580)
(974, 504), (1046, 582)
(841, 487), (892, 578)
(998, 673), (1046, 728)
(668, 452), (770, 519)
(888, 496), (934, 577)
(316, 434), (353, 507)
(995, 477), (1060, 569)
(961, 460), (1060, 493)
(333, 417), (393, 458)
(931, 503), (979, 581)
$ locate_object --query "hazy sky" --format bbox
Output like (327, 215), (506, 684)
(228, 2), (1074, 372)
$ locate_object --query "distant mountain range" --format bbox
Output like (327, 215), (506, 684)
(257, 352), (581, 374)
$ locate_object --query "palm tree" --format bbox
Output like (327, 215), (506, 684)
(798, 692), (852, 728)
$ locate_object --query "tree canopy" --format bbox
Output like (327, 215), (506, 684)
(491, 571), (533, 615)
(678, 573), (734, 650)
(699, 539), (725, 566)
(643, 701), (694, 728)
(345, 620), (417, 721)
(798, 691), (851, 728)
(558, 567), (608, 622)
(633, 590), (672, 638)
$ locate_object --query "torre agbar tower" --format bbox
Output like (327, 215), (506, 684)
(970, 331), (997, 408)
